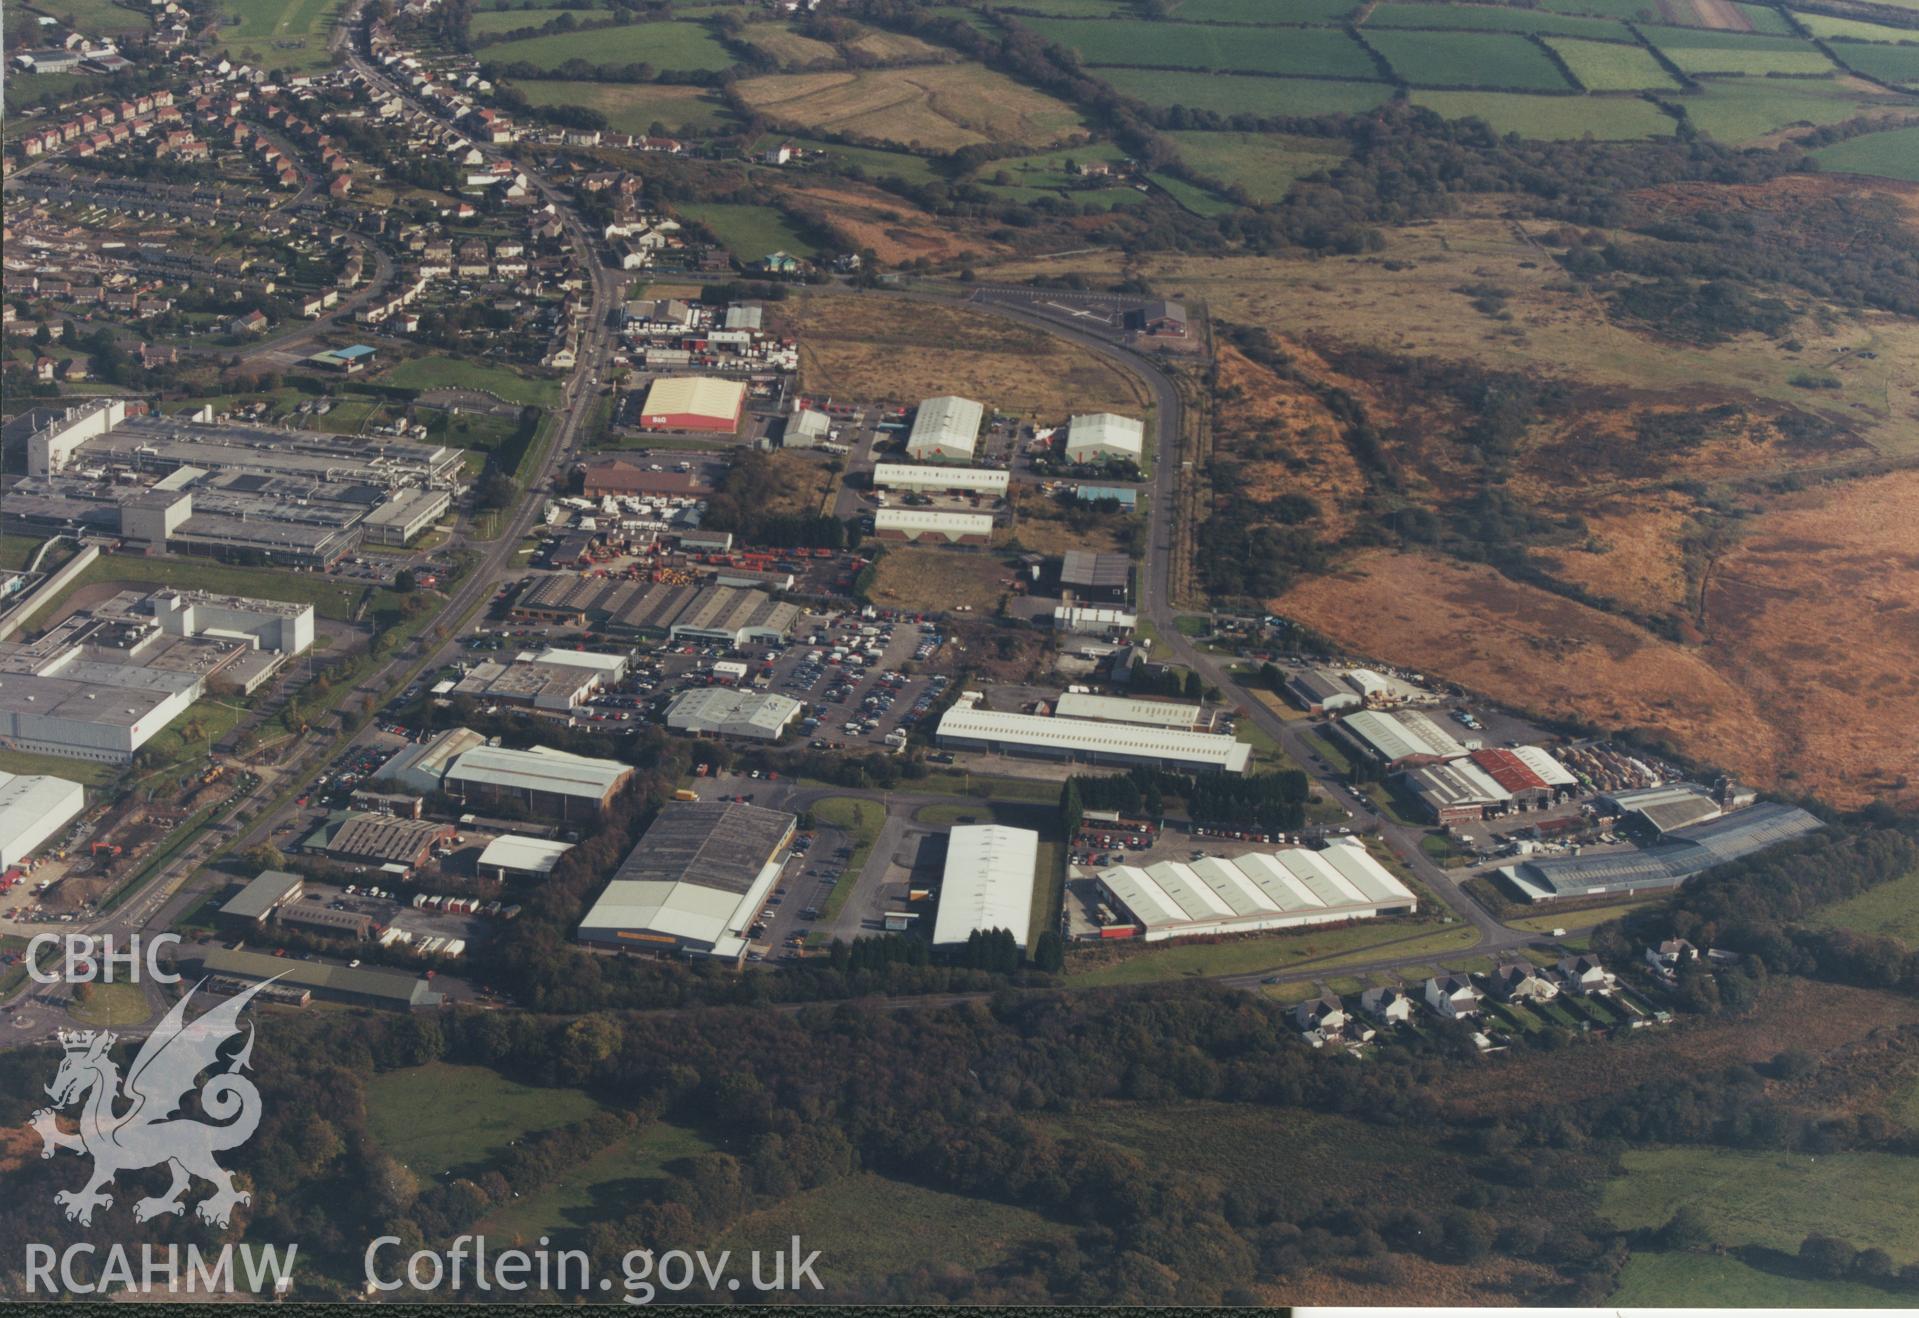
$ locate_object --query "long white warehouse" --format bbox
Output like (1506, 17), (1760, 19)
(1063, 413), (1144, 464)
(933, 824), (1038, 949)
(0, 771), (86, 868)
(938, 693), (1250, 773)
(1096, 838), (1416, 941)
(872, 463), (1009, 495)
(1053, 692), (1202, 729)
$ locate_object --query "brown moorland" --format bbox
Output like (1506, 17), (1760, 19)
(777, 180), (1009, 266)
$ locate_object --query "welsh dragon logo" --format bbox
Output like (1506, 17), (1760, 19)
(30, 977), (274, 1229)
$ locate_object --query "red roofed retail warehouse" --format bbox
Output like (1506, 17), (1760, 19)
(637, 377), (746, 433)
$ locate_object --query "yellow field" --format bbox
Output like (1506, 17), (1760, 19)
(735, 63), (1086, 150)
(739, 22), (840, 67)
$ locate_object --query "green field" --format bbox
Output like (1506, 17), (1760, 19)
(1365, 2), (1630, 38)
(214, 0), (346, 71)
(1547, 36), (1681, 88)
(1151, 170), (1237, 215)
(1610, 1250), (1910, 1307)
(1168, 130), (1347, 202)
(1412, 88), (1678, 136)
(1815, 124), (1919, 179)
(1369, 28), (1576, 88)
(1732, 1), (1797, 33)
(719, 1173), (1073, 1287)
(1600, 1146), (1919, 1264)
(480, 20), (736, 71)
(1097, 66), (1395, 113)
(1807, 868), (1919, 937)
(511, 78), (737, 133)
(1539, 0), (1665, 16)
(21, 0), (152, 34)
(0, 746), (120, 787)
(1643, 26), (1837, 74)
(1678, 76), (1909, 140)
(773, 136), (945, 185)
(1829, 39), (1919, 86)
(1793, 11), (1919, 43)
(1169, 0), (1359, 21)
(1026, 18), (1380, 76)
(382, 357), (562, 408)
(366, 1063), (604, 1177)
(1066, 918), (1474, 987)
(471, 7), (581, 34)
(478, 1121), (716, 1245)
(66, 981), (151, 1027)
(676, 202), (818, 260)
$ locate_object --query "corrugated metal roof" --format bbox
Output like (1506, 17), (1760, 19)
(641, 376), (746, 421)
(939, 698), (1250, 772)
(445, 744), (632, 798)
(1053, 692), (1201, 728)
(932, 825), (1038, 947)
(906, 395), (983, 457)
(1064, 412), (1144, 458)
(478, 834), (574, 874)
(874, 508), (994, 535)
(1100, 840), (1414, 932)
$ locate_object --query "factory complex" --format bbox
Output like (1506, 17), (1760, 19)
(5, 402), (461, 565)
(1094, 839), (1417, 941)
(0, 770), (87, 868)
(938, 692), (1251, 774)
(0, 588), (313, 762)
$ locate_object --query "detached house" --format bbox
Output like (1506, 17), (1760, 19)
(1424, 973), (1482, 1020)
(1360, 986), (1414, 1025)
(1491, 962), (1558, 1004)
(1645, 939), (1699, 971)
(1556, 954), (1615, 996)
(1294, 994), (1347, 1036)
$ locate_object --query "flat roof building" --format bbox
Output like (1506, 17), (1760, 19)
(193, 946), (443, 1010)
(0, 770), (85, 868)
(578, 456), (716, 498)
(905, 395), (983, 462)
(478, 834), (574, 881)
(443, 744), (634, 820)
(938, 693), (1250, 774)
(871, 463), (1009, 496)
(932, 825), (1038, 949)
(872, 508), (994, 545)
(636, 377), (746, 433)
(1063, 413), (1144, 465)
(1505, 801), (1822, 902)
(1097, 838), (1416, 941)
(1398, 758), (1511, 825)
(665, 687), (802, 741)
(576, 800), (796, 961)
(362, 488), (451, 546)
(217, 869), (305, 927)
(452, 659), (602, 713)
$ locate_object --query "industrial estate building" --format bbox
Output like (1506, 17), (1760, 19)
(217, 869), (306, 928)
(1503, 801), (1823, 902)
(1058, 550), (1131, 604)
(305, 812), (455, 868)
(904, 395), (983, 461)
(1062, 413), (1145, 465)
(1052, 692), (1204, 730)
(932, 825), (1038, 949)
(872, 508), (995, 545)
(576, 800), (796, 961)
(479, 834), (574, 881)
(0, 588), (313, 763)
(382, 726), (488, 796)
(194, 946), (443, 1010)
(938, 693), (1251, 773)
(0, 770), (86, 868)
(578, 456), (717, 499)
(635, 377), (747, 433)
(452, 658), (604, 713)
(664, 687), (802, 741)
(1285, 668), (1363, 715)
(442, 744), (634, 820)
(871, 464), (1009, 496)
(7, 409), (464, 565)
(1095, 839), (1417, 941)
(1336, 709), (1471, 768)
(512, 575), (798, 645)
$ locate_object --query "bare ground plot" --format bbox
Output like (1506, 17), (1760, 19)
(773, 292), (1152, 416)
(757, 450), (833, 517)
(863, 546), (1013, 613)
(776, 180), (1011, 266)
(1210, 340), (1368, 539)
(734, 64), (1086, 150)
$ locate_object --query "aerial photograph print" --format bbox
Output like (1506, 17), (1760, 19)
(0, 0), (1916, 1306)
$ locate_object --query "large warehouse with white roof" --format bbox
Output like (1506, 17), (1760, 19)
(665, 688), (802, 741)
(442, 744), (633, 820)
(0, 770), (86, 868)
(904, 395), (984, 461)
(1062, 413), (1144, 464)
(933, 825), (1039, 949)
(871, 464), (1009, 496)
(1052, 692), (1203, 730)
(1336, 709), (1470, 767)
(1095, 839), (1417, 941)
(938, 693), (1250, 773)
(576, 800), (796, 961)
